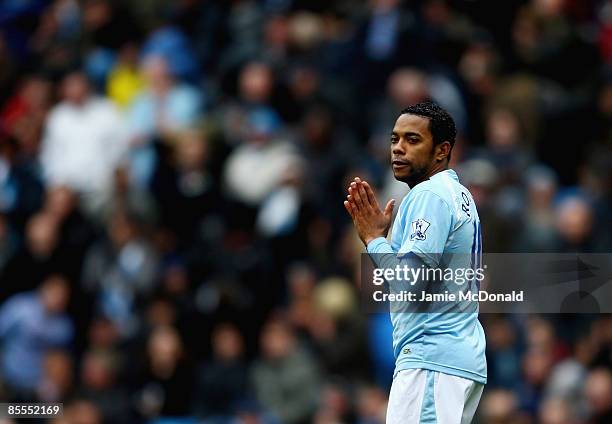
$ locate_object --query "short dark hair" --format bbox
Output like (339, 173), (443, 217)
(400, 101), (457, 159)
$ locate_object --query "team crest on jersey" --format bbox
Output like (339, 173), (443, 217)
(410, 219), (430, 241)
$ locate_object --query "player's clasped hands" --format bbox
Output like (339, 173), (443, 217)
(344, 177), (395, 246)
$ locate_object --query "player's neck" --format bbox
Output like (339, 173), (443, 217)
(408, 163), (449, 188)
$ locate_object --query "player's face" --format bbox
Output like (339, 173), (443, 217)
(390, 114), (436, 186)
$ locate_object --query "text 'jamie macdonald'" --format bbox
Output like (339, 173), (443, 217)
(372, 290), (524, 303)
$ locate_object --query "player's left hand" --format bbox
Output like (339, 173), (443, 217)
(344, 177), (395, 246)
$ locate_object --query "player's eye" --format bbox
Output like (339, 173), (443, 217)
(390, 135), (399, 143)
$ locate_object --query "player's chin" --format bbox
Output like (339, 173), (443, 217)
(392, 169), (411, 182)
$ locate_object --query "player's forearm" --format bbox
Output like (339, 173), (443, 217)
(366, 237), (428, 288)
(366, 237), (395, 262)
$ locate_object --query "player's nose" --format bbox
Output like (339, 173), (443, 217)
(392, 140), (405, 156)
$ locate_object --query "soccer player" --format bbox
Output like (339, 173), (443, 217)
(344, 101), (486, 423)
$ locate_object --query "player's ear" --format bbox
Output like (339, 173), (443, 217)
(435, 141), (451, 162)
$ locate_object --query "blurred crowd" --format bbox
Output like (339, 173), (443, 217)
(0, 0), (611, 423)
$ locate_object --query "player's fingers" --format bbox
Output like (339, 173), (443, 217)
(346, 195), (360, 216)
(383, 199), (396, 219)
(350, 183), (365, 209)
(350, 177), (361, 194)
(343, 200), (355, 218)
(362, 181), (380, 209)
(356, 182), (371, 211)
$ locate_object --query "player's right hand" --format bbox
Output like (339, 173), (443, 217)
(344, 177), (395, 246)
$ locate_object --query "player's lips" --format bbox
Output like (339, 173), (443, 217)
(392, 160), (410, 169)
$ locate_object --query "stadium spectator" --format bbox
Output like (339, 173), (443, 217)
(584, 368), (612, 424)
(40, 71), (128, 214)
(223, 107), (302, 207)
(134, 325), (195, 421)
(127, 55), (202, 142)
(53, 399), (103, 424)
(0, 74), (52, 160)
(252, 317), (320, 424)
(75, 348), (131, 424)
(81, 209), (158, 336)
(0, 275), (72, 399)
(218, 60), (278, 146)
(37, 349), (74, 403)
(479, 388), (522, 424)
(1, 212), (64, 298)
(539, 396), (578, 424)
(194, 323), (248, 420)
(126, 54), (202, 188)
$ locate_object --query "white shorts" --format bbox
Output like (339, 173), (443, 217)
(386, 369), (484, 424)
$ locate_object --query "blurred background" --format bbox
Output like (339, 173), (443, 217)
(0, 0), (611, 423)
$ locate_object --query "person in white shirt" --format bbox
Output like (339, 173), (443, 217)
(40, 71), (128, 215)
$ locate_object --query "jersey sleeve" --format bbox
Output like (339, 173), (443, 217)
(397, 190), (453, 268)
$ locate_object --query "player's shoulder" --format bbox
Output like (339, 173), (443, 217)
(409, 170), (460, 203)
(400, 185), (453, 224)
(403, 170), (474, 222)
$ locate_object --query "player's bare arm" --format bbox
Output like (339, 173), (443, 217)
(343, 177), (395, 246)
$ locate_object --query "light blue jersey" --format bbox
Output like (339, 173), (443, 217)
(368, 169), (487, 384)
